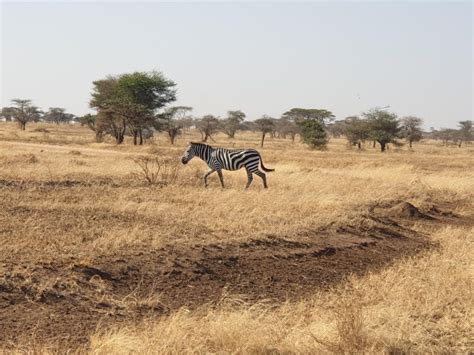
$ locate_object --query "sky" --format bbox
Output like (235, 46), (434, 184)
(1, 1), (472, 129)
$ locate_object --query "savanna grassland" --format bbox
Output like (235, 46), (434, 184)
(0, 122), (472, 353)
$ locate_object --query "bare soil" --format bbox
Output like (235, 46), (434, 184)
(0, 202), (449, 350)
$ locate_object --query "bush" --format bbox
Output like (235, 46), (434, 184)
(298, 119), (328, 150)
(131, 156), (180, 186)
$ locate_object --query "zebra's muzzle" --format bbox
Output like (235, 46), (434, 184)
(181, 157), (188, 164)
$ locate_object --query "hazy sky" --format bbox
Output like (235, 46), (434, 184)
(1, 1), (472, 128)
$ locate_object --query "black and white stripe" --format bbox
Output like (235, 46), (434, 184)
(181, 142), (274, 188)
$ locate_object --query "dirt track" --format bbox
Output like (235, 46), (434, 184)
(0, 206), (441, 349)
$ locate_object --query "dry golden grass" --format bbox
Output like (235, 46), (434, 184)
(0, 121), (473, 353)
(90, 225), (473, 354)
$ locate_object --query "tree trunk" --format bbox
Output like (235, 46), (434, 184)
(18, 121), (26, 130)
(95, 130), (103, 143)
(133, 131), (138, 145)
(261, 133), (265, 148)
(357, 141), (361, 150)
(409, 140), (413, 148)
(458, 140), (462, 147)
(139, 130), (143, 145)
(380, 142), (386, 152)
(373, 140), (376, 148)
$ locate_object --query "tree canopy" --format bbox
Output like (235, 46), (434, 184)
(400, 116), (423, 148)
(221, 110), (245, 138)
(363, 108), (401, 152)
(90, 71), (176, 145)
(282, 108), (335, 124)
(10, 99), (42, 130)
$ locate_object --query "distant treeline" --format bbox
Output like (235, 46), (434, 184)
(1, 71), (472, 151)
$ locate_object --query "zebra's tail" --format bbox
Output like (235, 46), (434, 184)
(260, 157), (275, 172)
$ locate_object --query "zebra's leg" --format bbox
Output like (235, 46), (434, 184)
(245, 168), (253, 189)
(254, 170), (268, 188)
(217, 169), (225, 188)
(204, 168), (215, 187)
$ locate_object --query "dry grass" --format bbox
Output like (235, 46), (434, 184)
(0, 121), (473, 353)
(88, 226), (473, 354)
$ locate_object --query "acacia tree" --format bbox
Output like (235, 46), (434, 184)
(157, 106), (193, 144)
(343, 116), (369, 149)
(11, 99), (41, 130)
(90, 71), (176, 145)
(254, 115), (275, 148)
(363, 108), (401, 152)
(282, 108), (335, 125)
(44, 107), (68, 125)
(221, 110), (245, 138)
(197, 115), (220, 142)
(400, 116), (423, 148)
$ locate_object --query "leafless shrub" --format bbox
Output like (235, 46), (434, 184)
(131, 155), (180, 186)
(312, 298), (369, 353)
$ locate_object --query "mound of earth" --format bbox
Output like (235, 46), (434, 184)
(388, 202), (435, 220)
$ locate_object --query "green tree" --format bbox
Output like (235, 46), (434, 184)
(400, 116), (423, 148)
(343, 116), (370, 149)
(254, 115), (275, 148)
(363, 108), (401, 152)
(11, 99), (41, 130)
(221, 110), (245, 138)
(282, 108), (335, 124)
(90, 71), (176, 145)
(298, 119), (328, 150)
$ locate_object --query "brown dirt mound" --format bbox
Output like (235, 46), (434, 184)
(0, 216), (432, 350)
(388, 202), (435, 220)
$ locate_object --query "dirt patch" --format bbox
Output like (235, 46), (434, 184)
(0, 214), (433, 350)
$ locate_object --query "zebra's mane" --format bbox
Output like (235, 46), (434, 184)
(190, 142), (213, 149)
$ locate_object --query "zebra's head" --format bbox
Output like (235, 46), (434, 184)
(181, 143), (196, 164)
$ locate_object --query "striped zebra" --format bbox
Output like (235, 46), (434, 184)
(181, 142), (274, 188)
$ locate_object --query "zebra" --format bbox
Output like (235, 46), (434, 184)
(181, 142), (274, 188)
